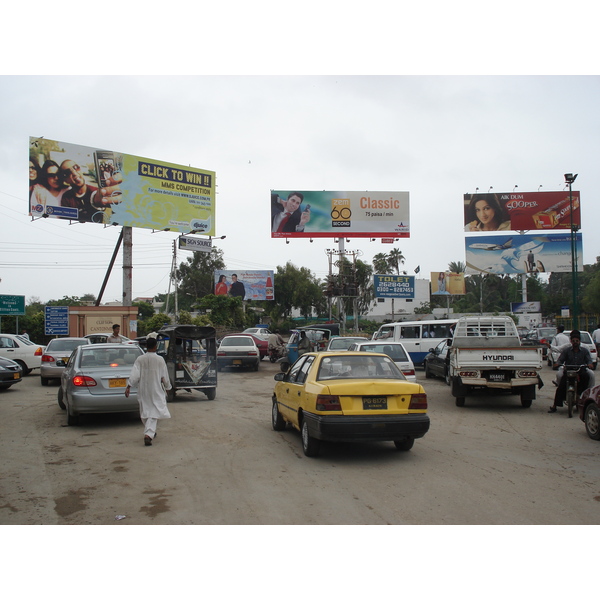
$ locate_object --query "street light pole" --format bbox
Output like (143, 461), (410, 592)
(565, 173), (579, 329)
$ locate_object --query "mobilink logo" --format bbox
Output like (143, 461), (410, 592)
(483, 355), (515, 361)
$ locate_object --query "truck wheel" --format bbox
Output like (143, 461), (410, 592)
(455, 397), (465, 407)
(204, 388), (216, 400)
(520, 385), (535, 408)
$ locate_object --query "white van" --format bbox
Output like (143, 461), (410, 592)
(372, 319), (457, 366)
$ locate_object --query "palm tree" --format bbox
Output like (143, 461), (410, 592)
(373, 253), (390, 274)
(448, 261), (466, 274)
(388, 248), (406, 275)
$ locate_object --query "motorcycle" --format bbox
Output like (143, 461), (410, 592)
(269, 345), (286, 363)
(564, 365), (587, 418)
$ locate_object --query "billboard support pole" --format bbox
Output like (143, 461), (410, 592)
(96, 228), (124, 306)
(565, 174), (579, 329)
(123, 227), (133, 307)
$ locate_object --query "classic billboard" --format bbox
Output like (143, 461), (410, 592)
(271, 190), (410, 238)
(430, 272), (466, 295)
(464, 191), (581, 232)
(465, 233), (583, 274)
(373, 275), (415, 298)
(214, 270), (274, 301)
(29, 137), (216, 234)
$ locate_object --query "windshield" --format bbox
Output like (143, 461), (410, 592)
(222, 337), (254, 346)
(79, 347), (142, 367)
(47, 339), (88, 352)
(317, 354), (405, 380)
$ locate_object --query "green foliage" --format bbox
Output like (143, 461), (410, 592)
(174, 248), (226, 311)
(133, 301), (155, 320)
(145, 313), (172, 334)
(197, 294), (245, 327)
(177, 310), (193, 324)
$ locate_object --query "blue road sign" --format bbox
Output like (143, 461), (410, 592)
(45, 306), (69, 335)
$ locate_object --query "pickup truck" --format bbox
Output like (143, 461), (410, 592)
(448, 316), (543, 408)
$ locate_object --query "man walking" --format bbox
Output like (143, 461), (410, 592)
(125, 336), (172, 446)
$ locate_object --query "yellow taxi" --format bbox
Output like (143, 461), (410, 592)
(272, 351), (430, 457)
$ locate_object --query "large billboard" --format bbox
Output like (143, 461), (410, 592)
(29, 137), (216, 234)
(373, 275), (415, 298)
(464, 191), (581, 232)
(214, 270), (274, 301)
(430, 272), (466, 295)
(271, 190), (410, 238)
(465, 233), (583, 274)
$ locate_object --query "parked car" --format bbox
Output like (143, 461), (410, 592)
(84, 333), (138, 345)
(423, 338), (451, 385)
(346, 340), (416, 382)
(271, 351), (430, 457)
(324, 336), (369, 352)
(41, 337), (91, 385)
(243, 327), (272, 340)
(578, 384), (600, 440)
(233, 333), (268, 359)
(521, 327), (556, 359)
(0, 333), (45, 375)
(547, 330), (598, 370)
(0, 356), (23, 390)
(217, 335), (260, 371)
(58, 343), (145, 426)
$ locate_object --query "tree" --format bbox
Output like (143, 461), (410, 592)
(197, 294), (245, 327)
(448, 261), (465, 274)
(388, 248), (406, 275)
(268, 262), (324, 321)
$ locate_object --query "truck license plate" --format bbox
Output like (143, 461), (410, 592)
(363, 396), (387, 410)
(487, 372), (508, 382)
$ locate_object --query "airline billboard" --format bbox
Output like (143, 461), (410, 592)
(29, 137), (216, 234)
(271, 190), (410, 238)
(465, 233), (583, 274)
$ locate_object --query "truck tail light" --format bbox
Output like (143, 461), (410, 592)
(518, 370), (538, 378)
(42, 355), (56, 363)
(459, 370), (479, 378)
(409, 393), (427, 410)
(72, 375), (97, 387)
(316, 395), (341, 411)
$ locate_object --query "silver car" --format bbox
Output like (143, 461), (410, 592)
(58, 343), (144, 426)
(347, 340), (416, 382)
(41, 337), (91, 385)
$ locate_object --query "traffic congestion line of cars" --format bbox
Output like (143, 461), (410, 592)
(0, 333), (45, 375)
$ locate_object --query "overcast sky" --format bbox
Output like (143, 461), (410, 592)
(2, 5), (599, 307)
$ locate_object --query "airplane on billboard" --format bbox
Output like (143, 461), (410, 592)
(468, 238), (513, 251)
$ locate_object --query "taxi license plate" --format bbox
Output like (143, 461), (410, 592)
(109, 378), (127, 388)
(233, 359), (242, 365)
(363, 396), (387, 410)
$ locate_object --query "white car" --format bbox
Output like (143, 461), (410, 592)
(217, 335), (260, 371)
(84, 333), (138, 345)
(0, 333), (46, 375)
(548, 330), (598, 370)
(346, 340), (416, 382)
(242, 327), (272, 340)
(325, 336), (370, 352)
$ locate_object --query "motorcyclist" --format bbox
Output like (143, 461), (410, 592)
(268, 329), (286, 359)
(548, 329), (594, 413)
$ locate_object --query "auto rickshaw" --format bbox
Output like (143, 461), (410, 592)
(156, 325), (217, 401)
(280, 324), (339, 371)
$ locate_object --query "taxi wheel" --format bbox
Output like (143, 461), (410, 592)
(301, 419), (320, 457)
(271, 397), (286, 431)
(394, 438), (414, 451)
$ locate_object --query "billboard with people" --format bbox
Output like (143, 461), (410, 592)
(430, 272), (466, 295)
(29, 137), (216, 234)
(271, 190), (410, 238)
(464, 191), (581, 232)
(465, 233), (583, 274)
(214, 270), (275, 301)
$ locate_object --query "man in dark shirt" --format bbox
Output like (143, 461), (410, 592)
(228, 274), (245, 300)
(549, 329), (593, 413)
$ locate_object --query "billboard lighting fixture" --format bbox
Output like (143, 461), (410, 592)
(310, 238), (313, 243)
(513, 185), (518, 191)
(488, 186), (493, 192)
(538, 185), (543, 191)
(475, 187), (479, 193)
(564, 173), (578, 184)
(286, 239), (290, 244)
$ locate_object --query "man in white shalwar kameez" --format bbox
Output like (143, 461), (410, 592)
(125, 336), (172, 446)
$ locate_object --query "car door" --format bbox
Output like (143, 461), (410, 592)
(278, 355), (313, 425)
(430, 340), (448, 377)
(0, 336), (23, 362)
